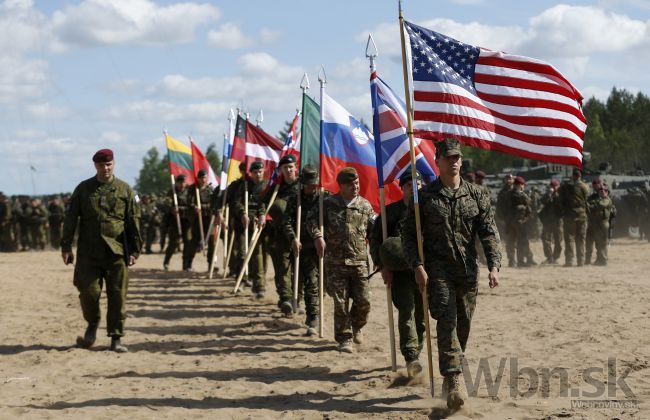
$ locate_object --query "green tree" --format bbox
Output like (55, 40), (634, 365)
(205, 143), (222, 175)
(135, 147), (170, 194)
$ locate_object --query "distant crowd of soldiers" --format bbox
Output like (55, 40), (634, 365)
(0, 194), (67, 252)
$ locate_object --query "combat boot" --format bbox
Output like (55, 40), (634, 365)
(76, 323), (98, 349)
(305, 316), (318, 337)
(338, 339), (354, 353)
(110, 337), (128, 353)
(445, 373), (466, 410)
(406, 359), (423, 379)
(353, 329), (363, 344)
(280, 301), (293, 317)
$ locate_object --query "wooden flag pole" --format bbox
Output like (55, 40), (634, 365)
(222, 228), (235, 279)
(222, 206), (230, 271)
(399, 0), (435, 397)
(194, 185), (206, 256)
(367, 33), (398, 373)
(170, 173), (184, 253)
(317, 67), (326, 338)
(292, 185), (302, 311)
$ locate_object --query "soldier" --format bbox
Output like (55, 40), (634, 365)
(61, 149), (141, 352)
(186, 169), (215, 270)
(474, 171), (491, 265)
(0, 192), (12, 252)
(163, 174), (191, 271)
(558, 168), (590, 266)
(401, 138), (501, 410)
(26, 198), (48, 250)
(283, 166), (324, 335)
(370, 170), (425, 378)
(139, 194), (161, 254)
(266, 154), (300, 316)
(17, 195), (31, 251)
(214, 162), (247, 278)
(48, 197), (65, 249)
(586, 185), (616, 265)
(496, 173), (514, 263)
(306, 167), (375, 353)
(506, 176), (535, 267)
(538, 179), (563, 264)
(232, 161), (267, 297)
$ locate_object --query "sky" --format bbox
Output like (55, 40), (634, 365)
(1, 0), (649, 195)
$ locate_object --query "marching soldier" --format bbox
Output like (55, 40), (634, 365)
(163, 174), (191, 271)
(48, 196), (65, 249)
(506, 176), (535, 267)
(139, 194), (161, 254)
(401, 138), (501, 410)
(61, 149), (141, 352)
(266, 154), (300, 316)
(306, 167), (375, 353)
(538, 179), (562, 264)
(558, 168), (590, 266)
(370, 170), (425, 378)
(586, 184), (616, 265)
(186, 169), (215, 270)
(282, 166), (325, 336)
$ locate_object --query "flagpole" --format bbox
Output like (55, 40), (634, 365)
(207, 133), (228, 279)
(317, 66), (326, 338)
(244, 112), (250, 281)
(190, 136), (206, 257)
(164, 129), (184, 253)
(399, 0), (435, 396)
(366, 34), (398, 373)
(222, 226), (235, 279)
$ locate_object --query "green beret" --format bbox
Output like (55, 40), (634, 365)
(249, 161), (264, 171)
(435, 138), (463, 158)
(300, 165), (319, 185)
(379, 237), (410, 271)
(336, 167), (358, 184)
(279, 154), (297, 166)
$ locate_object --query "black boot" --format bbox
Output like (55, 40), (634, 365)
(110, 336), (128, 353)
(76, 323), (98, 349)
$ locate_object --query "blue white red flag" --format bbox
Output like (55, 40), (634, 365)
(320, 92), (401, 212)
(270, 113), (301, 186)
(403, 21), (585, 167)
(370, 71), (438, 186)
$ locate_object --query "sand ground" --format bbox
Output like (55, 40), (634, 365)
(1, 239), (649, 419)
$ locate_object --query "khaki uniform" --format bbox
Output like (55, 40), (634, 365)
(25, 203), (48, 250)
(140, 200), (161, 254)
(537, 191), (562, 262)
(48, 201), (65, 249)
(306, 194), (375, 344)
(505, 189), (534, 266)
(558, 179), (589, 265)
(401, 179), (501, 375)
(0, 197), (12, 251)
(586, 195), (616, 265)
(61, 176), (141, 337)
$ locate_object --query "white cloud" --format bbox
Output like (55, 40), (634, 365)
(25, 102), (70, 119)
(259, 27), (281, 44)
(0, 55), (49, 103)
(207, 22), (252, 49)
(450, 0), (485, 4)
(51, 0), (220, 47)
(0, 0), (53, 54)
(104, 100), (231, 123)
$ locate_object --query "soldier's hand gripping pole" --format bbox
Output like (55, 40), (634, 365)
(399, 2), (435, 397)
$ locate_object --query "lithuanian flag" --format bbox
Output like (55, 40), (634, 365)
(165, 132), (196, 184)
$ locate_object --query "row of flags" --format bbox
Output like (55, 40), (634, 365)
(164, 19), (586, 211)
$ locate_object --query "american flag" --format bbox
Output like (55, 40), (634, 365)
(404, 21), (586, 167)
(370, 71), (437, 186)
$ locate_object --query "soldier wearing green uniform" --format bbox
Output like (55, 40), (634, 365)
(186, 169), (215, 270)
(370, 170), (425, 378)
(586, 184), (616, 265)
(266, 154), (300, 316)
(0, 192), (12, 252)
(139, 194), (161, 254)
(558, 168), (590, 266)
(215, 163), (247, 278)
(47, 197), (65, 249)
(282, 166), (323, 336)
(506, 176), (535, 267)
(17, 196), (31, 251)
(496, 173), (514, 265)
(401, 138), (501, 410)
(306, 167), (375, 353)
(26, 198), (48, 250)
(232, 161), (267, 297)
(163, 174), (191, 271)
(538, 179), (562, 264)
(61, 149), (141, 352)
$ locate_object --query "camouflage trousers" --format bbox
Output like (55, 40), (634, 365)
(506, 222), (533, 265)
(586, 223), (609, 264)
(268, 233), (293, 305)
(233, 226), (266, 293)
(144, 223), (159, 253)
(29, 225), (47, 250)
(163, 218), (191, 268)
(428, 275), (478, 375)
(563, 217), (587, 265)
(185, 216), (215, 270)
(541, 221), (562, 262)
(49, 222), (62, 249)
(391, 271), (424, 363)
(298, 248), (320, 322)
(325, 264), (371, 344)
(73, 255), (129, 337)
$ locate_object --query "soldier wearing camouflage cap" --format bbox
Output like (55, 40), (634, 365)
(558, 167), (590, 266)
(370, 168), (425, 378)
(306, 167), (375, 353)
(162, 174), (191, 271)
(401, 138), (501, 410)
(61, 149), (142, 352)
(505, 176), (535, 267)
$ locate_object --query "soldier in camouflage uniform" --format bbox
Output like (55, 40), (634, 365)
(186, 169), (215, 270)
(26, 198), (48, 250)
(401, 138), (501, 410)
(370, 170), (425, 378)
(232, 161), (267, 296)
(266, 154), (300, 315)
(496, 173), (514, 264)
(283, 166), (325, 336)
(558, 168), (590, 266)
(17, 196), (31, 251)
(48, 197), (65, 249)
(61, 149), (141, 352)
(506, 176), (535, 267)
(586, 184), (616, 265)
(214, 163), (247, 278)
(538, 179), (562, 264)
(306, 167), (375, 353)
(139, 194), (161, 254)
(163, 174), (191, 271)
(0, 192), (12, 252)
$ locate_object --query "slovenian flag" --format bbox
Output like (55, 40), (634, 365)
(320, 92), (401, 212)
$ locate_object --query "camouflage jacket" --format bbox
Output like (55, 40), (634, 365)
(558, 179), (590, 220)
(507, 189), (532, 225)
(164, 186), (190, 220)
(187, 184), (214, 221)
(369, 199), (408, 269)
(48, 203), (65, 224)
(25, 205), (48, 225)
(496, 186), (512, 221)
(140, 201), (161, 226)
(401, 179), (501, 280)
(0, 200), (10, 227)
(537, 192), (562, 225)
(306, 193), (375, 266)
(266, 180), (299, 232)
(61, 176), (142, 260)
(282, 189), (330, 250)
(587, 196), (616, 228)
(231, 178), (266, 220)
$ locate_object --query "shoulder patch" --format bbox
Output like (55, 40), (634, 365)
(135, 194), (140, 203)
